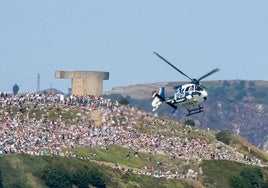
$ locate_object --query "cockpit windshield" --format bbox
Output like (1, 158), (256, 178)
(185, 85), (195, 91)
(196, 85), (203, 91)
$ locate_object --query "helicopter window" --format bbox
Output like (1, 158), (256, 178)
(196, 86), (203, 91)
(186, 86), (195, 92)
(190, 85), (195, 91)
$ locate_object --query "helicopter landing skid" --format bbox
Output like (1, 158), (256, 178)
(186, 105), (204, 116)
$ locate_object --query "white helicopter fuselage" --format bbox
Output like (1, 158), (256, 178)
(152, 83), (208, 112)
(173, 83), (208, 108)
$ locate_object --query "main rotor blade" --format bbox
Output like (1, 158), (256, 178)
(197, 68), (220, 82)
(153, 52), (194, 82)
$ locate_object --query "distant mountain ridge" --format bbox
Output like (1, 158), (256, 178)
(104, 80), (268, 152)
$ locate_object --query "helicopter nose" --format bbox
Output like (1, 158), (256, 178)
(202, 90), (208, 101)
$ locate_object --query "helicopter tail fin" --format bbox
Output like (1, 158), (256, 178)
(151, 87), (165, 111)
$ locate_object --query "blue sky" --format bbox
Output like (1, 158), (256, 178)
(0, 1), (267, 93)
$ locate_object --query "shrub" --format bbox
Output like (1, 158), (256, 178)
(42, 161), (72, 188)
(42, 159), (106, 188)
(239, 166), (263, 187)
(0, 170), (2, 188)
(71, 165), (106, 188)
(89, 172), (106, 188)
(229, 174), (248, 188)
(216, 130), (231, 145)
(184, 119), (195, 127)
(71, 165), (90, 188)
(119, 97), (129, 105)
(229, 166), (264, 188)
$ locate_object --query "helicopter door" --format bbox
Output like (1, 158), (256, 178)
(185, 85), (195, 98)
(175, 86), (185, 100)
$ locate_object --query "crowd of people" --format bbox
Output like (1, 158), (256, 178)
(0, 92), (263, 179)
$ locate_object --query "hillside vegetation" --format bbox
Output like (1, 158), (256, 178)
(0, 92), (267, 187)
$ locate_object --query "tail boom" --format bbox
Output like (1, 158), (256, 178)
(151, 87), (177, 112)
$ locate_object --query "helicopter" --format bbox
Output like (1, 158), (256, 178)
(151, 52), (220, 116)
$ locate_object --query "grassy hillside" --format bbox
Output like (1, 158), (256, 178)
(0, 146), (267, 188)
(0, 153), (193, 188)
(0, 92), (267, 187)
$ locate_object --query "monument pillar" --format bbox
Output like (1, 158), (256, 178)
(55, 71), (109, 96)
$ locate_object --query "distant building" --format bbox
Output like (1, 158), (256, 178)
(55, 70), (109, 96)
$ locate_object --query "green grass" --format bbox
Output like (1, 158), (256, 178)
(0, 144), (267, 187)
(0, 154), (191, 188)
(201, 160), (261, 188)
(230, 135), (268, 163)
(0, 154), (48, 188)
(69, 145), (186, 173)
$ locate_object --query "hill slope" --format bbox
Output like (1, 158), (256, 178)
(0, 92), (267, 187)
(104, 80), (268, 152)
